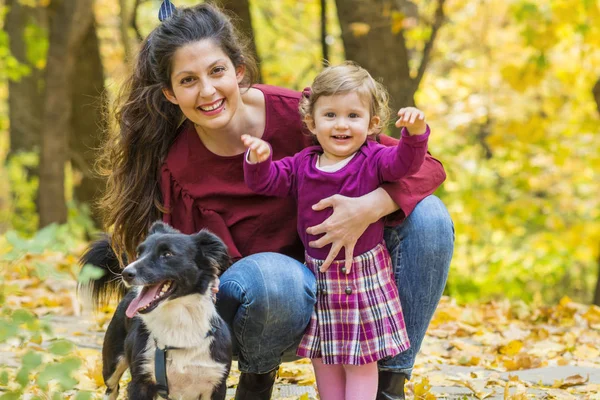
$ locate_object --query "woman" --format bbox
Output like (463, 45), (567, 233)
(99, 3), (454, 399)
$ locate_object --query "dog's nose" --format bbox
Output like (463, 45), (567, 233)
(122, 267), (136, 283)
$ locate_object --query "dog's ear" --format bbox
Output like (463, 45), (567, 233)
(149, 221), (178, 235)
(193, 230), (231, 275)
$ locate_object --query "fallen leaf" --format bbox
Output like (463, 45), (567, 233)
(553, 374), (588, 388)
(499, 340), (523, 356)
(413, 377), (437, 399)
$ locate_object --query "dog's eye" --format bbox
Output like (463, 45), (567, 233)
(161, 251), (173, 258)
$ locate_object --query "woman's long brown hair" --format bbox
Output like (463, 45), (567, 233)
(97, 3), (258, 261)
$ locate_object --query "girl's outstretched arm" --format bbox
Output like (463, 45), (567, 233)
(242, 135), (298, 198)
(241, 134), (271, 163)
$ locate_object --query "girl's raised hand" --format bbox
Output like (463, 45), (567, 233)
(241, 134), (271, 163)
(396, 107), (427, 136)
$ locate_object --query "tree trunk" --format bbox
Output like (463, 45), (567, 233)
(335, 0), (445, 128)
(70, 18), (107, 226)
(38, 0), (94, 227)
(5, 0), (46, 154)
(219, 0), (262, 82)
(321, 0), (329, 65)
(5, 1), (47, 232)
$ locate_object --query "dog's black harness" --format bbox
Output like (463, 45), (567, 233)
(154, 326), (217, 400)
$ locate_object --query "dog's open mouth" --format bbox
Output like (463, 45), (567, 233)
(125, 280), (176, 318)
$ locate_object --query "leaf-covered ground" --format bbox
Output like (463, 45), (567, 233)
(1, 242), (600, 399)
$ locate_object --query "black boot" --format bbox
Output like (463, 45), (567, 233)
(234, 369), (277, 400)
(376, 370), (407, 400)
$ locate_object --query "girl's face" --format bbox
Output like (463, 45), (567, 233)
(162, 39), (245, 133)
(306, 92), (378, 164)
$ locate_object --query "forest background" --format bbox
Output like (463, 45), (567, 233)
(1, 0), (600, 398)
(1, 0), (600, 306)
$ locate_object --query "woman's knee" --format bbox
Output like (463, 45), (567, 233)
(399, 195), (454, 253)
(217, 253), (316, 371)
(218, 252), (316, 329)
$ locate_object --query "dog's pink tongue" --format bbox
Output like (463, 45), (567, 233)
(126, 284), (162, 318)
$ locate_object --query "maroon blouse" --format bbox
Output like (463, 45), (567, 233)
(160, 85), (446, 261)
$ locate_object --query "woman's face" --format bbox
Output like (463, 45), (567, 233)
(163, 39), (245, 132)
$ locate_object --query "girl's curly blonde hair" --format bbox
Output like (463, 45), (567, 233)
(299, 61), (390, 135)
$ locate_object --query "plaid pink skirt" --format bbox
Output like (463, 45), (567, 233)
(296, 242), (410, 365)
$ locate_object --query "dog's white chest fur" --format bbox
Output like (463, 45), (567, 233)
(141, 294), (228, 400)
(163, 346), (226, 399)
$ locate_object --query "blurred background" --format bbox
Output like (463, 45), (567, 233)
(1, 0), (599, 306)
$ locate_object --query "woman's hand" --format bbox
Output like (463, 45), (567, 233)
(211, 277), (220, 303)
(306, 188), (397, 274)
(396, 107), (427, 136)
(241, 134), (270, 163)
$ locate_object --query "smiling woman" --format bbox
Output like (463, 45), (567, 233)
(97, 2), (453, 399)
(161, 40), (249, 147)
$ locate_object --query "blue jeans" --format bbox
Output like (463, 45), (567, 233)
(216, 195), (453, 378)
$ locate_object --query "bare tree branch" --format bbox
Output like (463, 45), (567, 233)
(414, 0), (446, 91)
(593, 77), (600, 116)
(119, 0), (131, 60)
(131, 0), (144, 42)
(593, 78), (600, 306)
(321, 0), (329, 65)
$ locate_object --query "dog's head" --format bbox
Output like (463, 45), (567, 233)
(122, 221), (230, 318)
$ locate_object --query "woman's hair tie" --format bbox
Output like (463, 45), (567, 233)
(158, 0), (176, 22)
(302, 87), (312, 99)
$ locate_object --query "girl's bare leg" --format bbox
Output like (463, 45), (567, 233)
(344, 362), (378, 400)
(312, 358), (345, 400)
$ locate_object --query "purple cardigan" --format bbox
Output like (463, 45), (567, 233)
(244, 128), (430, 260)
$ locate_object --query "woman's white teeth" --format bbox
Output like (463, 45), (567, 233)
(200, 99), (224, 111)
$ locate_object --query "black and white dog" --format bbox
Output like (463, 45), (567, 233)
(79, 221), (232, 400)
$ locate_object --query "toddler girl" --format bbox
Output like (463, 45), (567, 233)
(242, 62), (430, 400)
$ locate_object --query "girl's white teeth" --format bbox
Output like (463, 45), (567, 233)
(200, 99), (224, 111)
